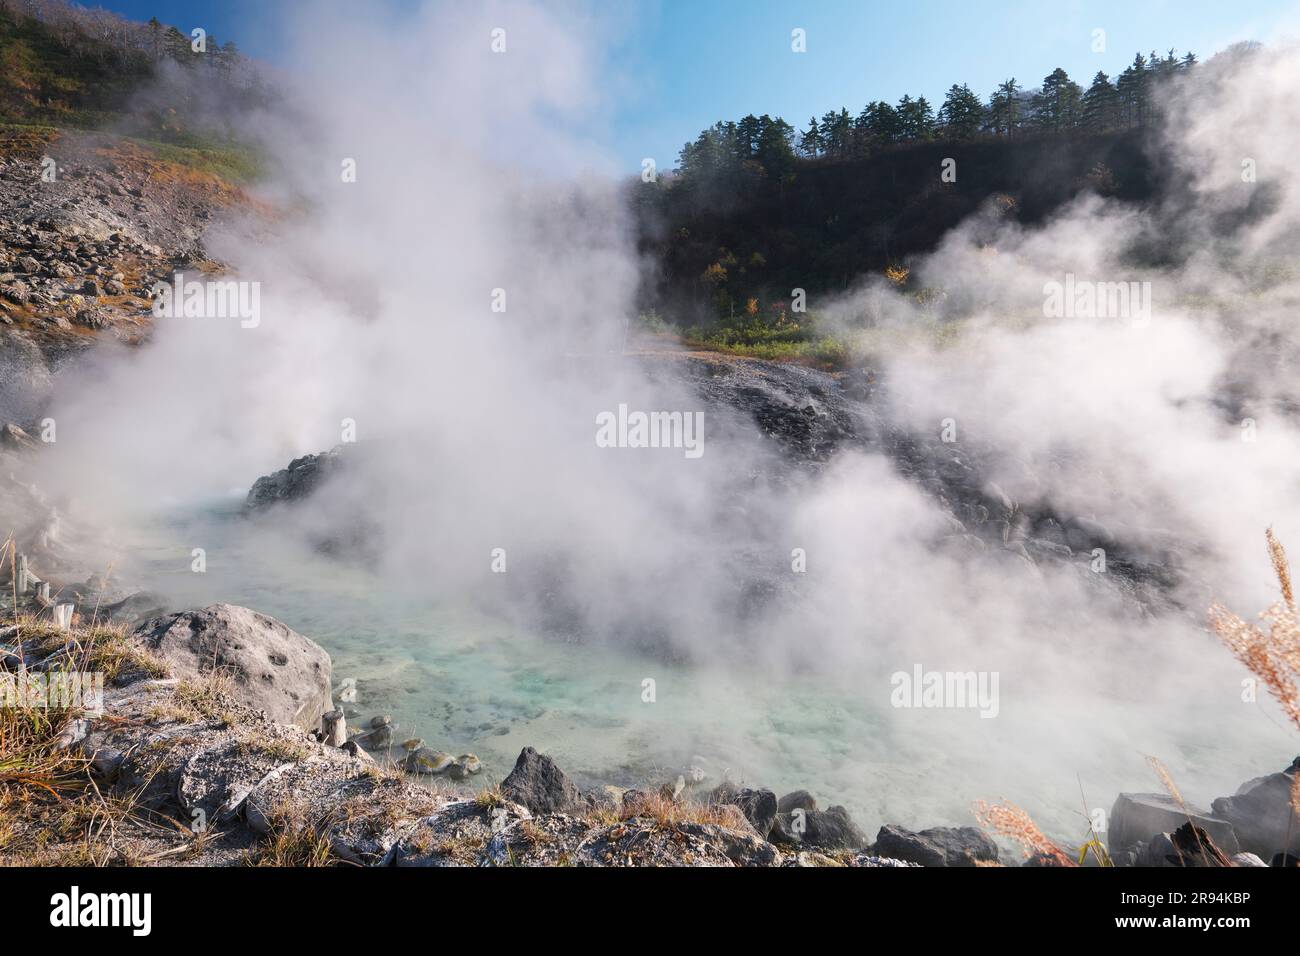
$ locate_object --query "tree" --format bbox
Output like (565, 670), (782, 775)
(1081, 71), (1119, 131)
(937, 83), (984, 139)
(988, 78), (1023, 136)
(897, 95), (935, 141)
(1116, 53), (1149, 126)
(1031, 67), (1083, 131)
(799, 116), (823, 157)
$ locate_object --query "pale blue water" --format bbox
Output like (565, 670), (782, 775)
(111, 497), (1290, 848)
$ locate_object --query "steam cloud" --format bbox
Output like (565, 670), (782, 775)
(21, 4), (1300, 837)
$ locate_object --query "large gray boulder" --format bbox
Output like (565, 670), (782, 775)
(873, 824), (998, 867)
(1211, 759), (1300, 859)
(500, 747), (582, 814)
(1108, 792), (1239, 856)
(133, 604), (332, 732)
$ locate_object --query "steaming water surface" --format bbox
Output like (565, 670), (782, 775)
(110, 494), (1290, 846)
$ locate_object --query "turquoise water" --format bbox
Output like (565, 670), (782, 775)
(114, 497), (1292, 848)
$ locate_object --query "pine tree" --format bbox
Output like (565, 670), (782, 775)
(988, 78), (1023, 136)
(799, 116), (823, 157)
(937, 83), (984, 139)
(1032, 67), (1083, 131)
(1081, 71), (1119, 131)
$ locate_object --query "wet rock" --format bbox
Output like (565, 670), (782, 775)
(402, 748), (453, 774)
(133, 604), (333, 733)
(448, 753), (481, 780)
(873, 824), (998, 867)
(500, 746), (582, 814)
(245, 447), (348, 511)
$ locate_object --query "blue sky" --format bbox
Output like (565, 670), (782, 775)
(99, 0), (1300, 171)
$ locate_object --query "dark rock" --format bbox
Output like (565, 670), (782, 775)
(873, 824), (998, 867)
(1108, 792), (1239, 856)
(500, 746), (582, 814)
(1210, 760), (1300, 859)
(244, 446), (347, 510)
(777, 789), (818, 814)
(710, 783), (778, 838)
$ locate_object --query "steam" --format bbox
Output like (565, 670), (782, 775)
(19, 6), (1300, 836)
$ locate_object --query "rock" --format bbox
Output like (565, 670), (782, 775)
(500, 746), (582, 814)
(101, 591), (169, 627)
(0, 422), (36, 450)
(386, 799), (532, 867)
(777, 789), (818, 814)
(447, 753), (481, 780)
(802, 805), (868, 850)
(369, 715), (392, 729)
(103, 279), (126, 296)
(1210, 760), (1300, 859)
(1108, 792), (1239, 856)
(403, 748), (453, 775)
(79, 279), (100, 297)
(358, 723), (393, 750)
(321, 709), (346, 747)
(873, 824), (998, 867)
(245, 447), (347, 510)
(132, 604), (333, 733)
(73, 307), (108, 328)
(710, 783), (778, 838)
(1231, 852), (1267, 867)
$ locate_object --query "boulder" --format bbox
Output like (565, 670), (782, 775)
(133, 604), (332, 733)
(710, 784), (778, 838)
(1108, 792), (1239, 856)
(1210, 760), (1300, 859)
(500, 746), (582, 814)
(245, 447), (346, 510)
(771, 802), (867, 850)
(873, 824), (998, 867)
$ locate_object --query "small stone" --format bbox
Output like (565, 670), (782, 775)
(369, 715), (392, 729)
(404, 748), (454, 775)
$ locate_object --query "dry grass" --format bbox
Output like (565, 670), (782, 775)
(1209, 528), (1300, 731)
(242, 799), (341, 867)
(591, 790), (751, 831)
(972, 800), (1075, 866)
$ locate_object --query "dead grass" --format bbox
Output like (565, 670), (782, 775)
(242, 798), (343, 867)
(1209, 528), (1300, 731)
(972, 800), (1075, 866)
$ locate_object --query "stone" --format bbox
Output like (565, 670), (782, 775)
(500, 746), (582, 814)
(133, 604), (333, 733)
(1109, 792), (1239, 856)
(874, 824), (998, 867)
(1210, 761), (1300, 859)
(777, 789), (818, 814)
(321, 709), (347, 747)
(710, 783), (778, 838)
(802, 805), (868, 850)
(403, 748), (453, 775)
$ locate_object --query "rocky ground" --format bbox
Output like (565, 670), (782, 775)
(0, 125), (251, 424)
(1, 578), (1294, 866)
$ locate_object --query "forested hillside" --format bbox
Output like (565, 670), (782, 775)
(632, 45), (1256, 359)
